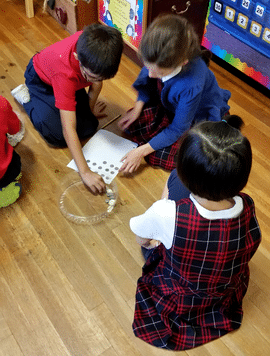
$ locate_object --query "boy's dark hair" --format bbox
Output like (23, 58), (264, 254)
(77, 23), (123, 79)
(138, 14), (203, 68)
(177, 115), (252, 201)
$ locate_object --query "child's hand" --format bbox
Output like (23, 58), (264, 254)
(118, 108), (140, 131)
(119, 143), (154, 174)
(136, 235), (161, 249)
(119, 147), (143, 174)
(80, 170), (106, 195)
(118, 100), (144, 131)
(93, 100), (107, 118)
(145, 239), (161, 249)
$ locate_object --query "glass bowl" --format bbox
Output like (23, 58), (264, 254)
(59, 172), (118, 225)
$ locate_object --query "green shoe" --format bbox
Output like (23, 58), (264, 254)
(15, 173), (22, 180)
(0, 181), (22, 208)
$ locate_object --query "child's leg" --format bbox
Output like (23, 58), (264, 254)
(167, 168), (190, 201)
(127, 104), (171, 145)
(144, 140), (180, 171)
(127, 105), (179, 170)
(23, 58), (65, 146)
(141, 246), (154, 261)
(24, 58), (98, 146)
(0, 151), (21, 189)
(75, 89), (98, 139)
(0, 151), (22, 208)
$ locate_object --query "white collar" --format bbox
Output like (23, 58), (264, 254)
(189, 195), (243, 220)
(162, 66), (182, 82)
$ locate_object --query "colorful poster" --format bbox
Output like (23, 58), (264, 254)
(202, 0), (270, 89)
(98, 0), (146, 50)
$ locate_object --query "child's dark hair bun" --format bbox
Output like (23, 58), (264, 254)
(222, 114), (244, 130)
(201, 49), (212, 67)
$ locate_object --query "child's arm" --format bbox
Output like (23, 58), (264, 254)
(88, 81), (104, 115)
(7, 112), (25, 147)
(1, 97), (24, 146)
(118, 99), (149, 172)
(148, 90), (202, 152)
(5, 100), (20, 135)
(161, 179), (169, 199)
(60, 109), (106, 194)
(119, 91), (202, 174)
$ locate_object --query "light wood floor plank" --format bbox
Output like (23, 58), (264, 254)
(0, 231), (72, 355)
(0, 312), (24, 356)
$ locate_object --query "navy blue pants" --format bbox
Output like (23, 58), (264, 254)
(141, 168), (190, 260)
(0, 151), (21, 188)
(23, 57), (98, 146)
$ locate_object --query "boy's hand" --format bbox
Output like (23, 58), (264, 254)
(80, 170), (106, 195)
(93, 100), (107, 118)
(60, 109), (106, 195)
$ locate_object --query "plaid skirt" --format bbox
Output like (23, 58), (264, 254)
(127, 104), (179, 171)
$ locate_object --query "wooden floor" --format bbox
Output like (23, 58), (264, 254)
(1, 1), (270, 355)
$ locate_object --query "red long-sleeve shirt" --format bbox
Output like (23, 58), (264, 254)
(0, 96), (20, 179)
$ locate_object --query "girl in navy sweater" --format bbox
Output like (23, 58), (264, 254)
(118, 14), (230, 173)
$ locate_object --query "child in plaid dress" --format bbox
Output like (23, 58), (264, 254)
(129, 115), (261, 350)
(118, 15), (230, 173)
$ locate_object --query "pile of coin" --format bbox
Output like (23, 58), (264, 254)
(105, 187), (117, 213)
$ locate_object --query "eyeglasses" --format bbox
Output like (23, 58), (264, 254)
(79, 63), (103, 82)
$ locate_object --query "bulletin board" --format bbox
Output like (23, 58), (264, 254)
(98, 0), (147, 51)
(201, 0), (270, 89)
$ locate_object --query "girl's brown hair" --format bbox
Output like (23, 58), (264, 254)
(138, 15), (203, 68)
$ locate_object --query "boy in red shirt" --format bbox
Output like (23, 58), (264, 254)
(12, 24), (123, 195)
(0, 96), (24, 208)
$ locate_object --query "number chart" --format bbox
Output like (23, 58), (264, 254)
(202, 0), (270, 89)
(209, 0), (270, 58)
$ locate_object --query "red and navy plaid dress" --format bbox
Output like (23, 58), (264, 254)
(127, 79), (179, 171)
(132, 193), (261, 350)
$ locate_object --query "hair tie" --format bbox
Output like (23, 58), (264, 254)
(222, 119), (227, 123)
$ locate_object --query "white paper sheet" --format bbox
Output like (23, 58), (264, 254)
(67, 129), (138, 184)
